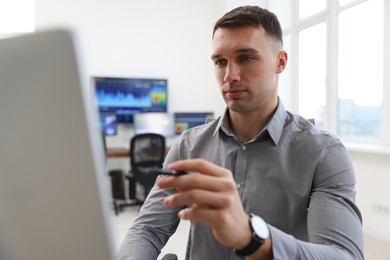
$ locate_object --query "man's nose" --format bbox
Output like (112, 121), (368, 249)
(224, 62), (241, 82)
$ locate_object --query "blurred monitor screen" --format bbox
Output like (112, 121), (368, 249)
(99, 111), (117, 136)
(93, 77), (168, 123)
(174, 112), (214, 135)
(133, 112), (175, 137)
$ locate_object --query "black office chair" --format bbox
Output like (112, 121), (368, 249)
(129, 133), (166, 204)
(109, 169), (127, 215)
(102, 131), (129, 214)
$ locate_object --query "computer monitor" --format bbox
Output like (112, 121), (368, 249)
(99, 111), (117, 136)
(133, 112), (175, 137)
(0, 29), (115, 260)
(174, 112), (214, 135)
(93, 77), (168, 123)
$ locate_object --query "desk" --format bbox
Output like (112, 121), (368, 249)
(107, 148), (129, 158)
(106, 147), (170, 158)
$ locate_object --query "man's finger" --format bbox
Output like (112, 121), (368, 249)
(168, 159), (231, 178)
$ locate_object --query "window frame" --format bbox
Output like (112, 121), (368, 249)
(267, 0), (390, 148)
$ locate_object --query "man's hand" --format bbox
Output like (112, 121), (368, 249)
(157, 159), (251, 249)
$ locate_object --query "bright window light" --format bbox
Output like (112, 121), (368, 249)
(338, 0), (383, 137)
(299, 23), (327, 129)
(299, 0), (326, 19)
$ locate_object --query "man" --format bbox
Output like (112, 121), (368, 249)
(118, 6), (364, 260)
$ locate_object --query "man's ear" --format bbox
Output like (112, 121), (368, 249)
(276, 50), (288, 73)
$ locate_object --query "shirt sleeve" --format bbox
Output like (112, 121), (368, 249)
(271, 138), (364, 260)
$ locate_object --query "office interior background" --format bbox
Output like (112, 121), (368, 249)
(2, 0), (389, 247)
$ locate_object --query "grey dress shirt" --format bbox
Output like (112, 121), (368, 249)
(117, 100), (364, 260)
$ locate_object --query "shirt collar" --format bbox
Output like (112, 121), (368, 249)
(266, 97), (286, 145)
(212, 97), (287, 146)
(212, 107), (230, 137)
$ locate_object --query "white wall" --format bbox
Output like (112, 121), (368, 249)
(36, 0), (230, 147)
(349, 150), (390, 242)
(36, 0), (227, 116)
(36, 0), (390, 243)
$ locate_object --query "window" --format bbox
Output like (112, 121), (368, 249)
(267, 0), (387, 145)
(339, 0), (357, 6)
(338, 0), (383, 138)
(299, 0), (326, 19)
(298, 23), (327, 129)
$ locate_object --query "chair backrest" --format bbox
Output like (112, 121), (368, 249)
(130, 133), (166, 171)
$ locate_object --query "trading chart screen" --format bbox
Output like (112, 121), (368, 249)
(94, 77), (167, 123)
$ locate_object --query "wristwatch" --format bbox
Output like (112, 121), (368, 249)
(234, 214), (270, 257)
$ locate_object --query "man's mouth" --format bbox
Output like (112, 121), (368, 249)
(223, 83), (246, 99)
(226, 89), (245, 99)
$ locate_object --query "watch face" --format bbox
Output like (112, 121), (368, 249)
(251, 214), (269, 239)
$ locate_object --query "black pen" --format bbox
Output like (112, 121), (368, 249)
(150, 168), (189, 176)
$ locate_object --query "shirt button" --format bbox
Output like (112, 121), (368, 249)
(241, 145), (247, 151)
(236, 183), (242, 189)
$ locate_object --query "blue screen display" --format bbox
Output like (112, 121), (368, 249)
(99, 111), (117, 136)
(93, 77), (168, 123)
(174, 112), (214, 135)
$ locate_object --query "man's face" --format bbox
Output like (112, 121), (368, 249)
(211, 26), (286, 115)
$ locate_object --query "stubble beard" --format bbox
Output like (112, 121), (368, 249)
(222, 82), (253, 113)
(224, 96), (256, 114)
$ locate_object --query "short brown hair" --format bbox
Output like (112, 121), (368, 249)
(213, 6), (283, 45)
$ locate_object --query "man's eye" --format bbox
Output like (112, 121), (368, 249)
(215, 59), (227, 66)
(239, 55), (254, 63)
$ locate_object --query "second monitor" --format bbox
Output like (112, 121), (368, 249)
(133, 113), (175, 137)
(174, 112), (214, 135)
(133, 112), (215, 137)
